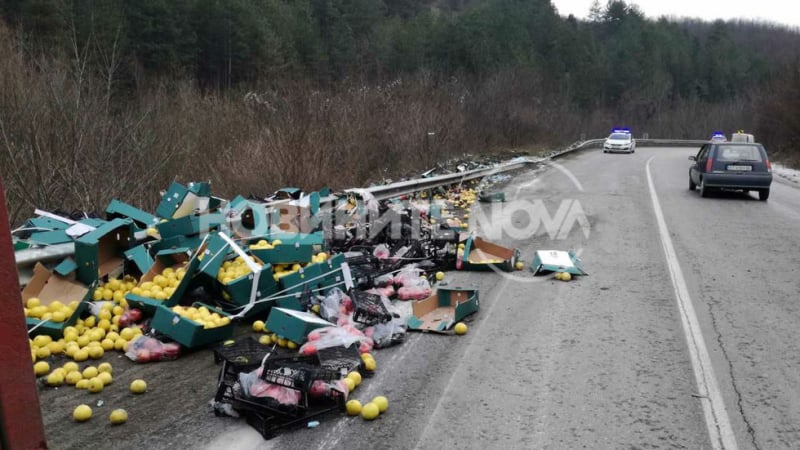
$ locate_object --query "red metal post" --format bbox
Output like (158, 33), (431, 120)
(0, 174), (47, 449)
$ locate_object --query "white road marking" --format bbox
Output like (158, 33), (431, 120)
(646, 156), (738, 450)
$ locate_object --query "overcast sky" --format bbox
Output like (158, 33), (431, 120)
(550, 0), (800, 28)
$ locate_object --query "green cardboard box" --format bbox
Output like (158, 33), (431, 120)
(150, 302), (233, 348)
(74, 218), (135, 285)
(529, 250), (587, 276)
(156, 181), (212, 219)
(156, 212), (225, 239)
(265, 307), (333, 344)
(458, 236), (518, 272)
(106, 199), (158, 230)
(22, 263), (93, 338)
(407, 287), (479, 333)
(124, 247), (200, 315)
(197, 232), (280, 318)
(247, 232), (319, 264)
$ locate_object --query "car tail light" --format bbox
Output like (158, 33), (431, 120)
(766, 159), (772, 172)
(705, 158), (713, 172)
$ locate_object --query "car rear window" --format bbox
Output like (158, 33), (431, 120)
(715, 145), (763, 162)
(609, 133), (630, 140)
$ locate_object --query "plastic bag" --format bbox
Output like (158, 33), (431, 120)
(393, 265), (428, 288)
(300, 326), (373, 356)
(309, 379), (349, 401)
(373, 273), (394, 287)
(373, 244), (390, 260)
(320, 288), (353, 322)
(125, 336), (180, 363)
(367, 285), (396, 298)
(239, 370), (301, 405)
(397, 285), (431, 300)
(369, 318), (407, 349)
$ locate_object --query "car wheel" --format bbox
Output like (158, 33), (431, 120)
(603, 150), (608, 153)
(689, 177), (696, 191)
(759, 189), (770, 201)
(699, 179), (710, 198)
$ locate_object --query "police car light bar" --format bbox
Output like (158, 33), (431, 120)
(611, 127), (631, 134)
(712, 131), (725, 137)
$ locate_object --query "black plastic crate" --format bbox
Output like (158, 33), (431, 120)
(317, 345), (362, 376)
(239, 388), (346, 440)
(233, 391), (307, 418)
(259, 354), (340, 390)
(350, 289), (392, 325)
(213, 337), (270, 368)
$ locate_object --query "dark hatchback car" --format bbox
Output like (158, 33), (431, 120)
(689, 142), (773, 200)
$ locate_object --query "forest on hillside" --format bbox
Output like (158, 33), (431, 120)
(1, 0), (799, 221)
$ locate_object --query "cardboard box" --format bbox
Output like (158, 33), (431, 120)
(74, 218), (135, 285)
(22, 263), (93, 338)
(106, 199), (158, 230)
(156, 181), (212, 219)
(124, 247), (200, 314)
(227, 196), (272, 238)
(458, 236), (518, 272)
(197, 232), (279, 318)
(150, 303), (234, 348)
(247, 232), (321, 264)
(155, 211), (225, 239)
(265, 307), (333, 344)
(530, 250), (587, 276)
(407, 287), (479, 333)
(274, 204), (314, 233)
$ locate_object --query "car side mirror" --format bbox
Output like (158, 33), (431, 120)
(688, 155), (696, 161)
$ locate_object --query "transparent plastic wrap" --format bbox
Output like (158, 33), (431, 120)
(320, 288), (350, 322)
(373, 244), (390, 260)
(125, 336), (181, 363)
(368, 318), (407, 348)
(239, 370), (302, 406)
(300, 325), (374, 356)
(308, 379), (349, 401)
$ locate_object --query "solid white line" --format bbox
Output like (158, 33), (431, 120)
(645, 157), (738, 450)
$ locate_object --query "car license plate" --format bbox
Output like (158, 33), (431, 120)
(727, 165), (752, 171)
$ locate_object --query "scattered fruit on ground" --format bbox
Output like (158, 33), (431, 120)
(560, 272), (572, 281)
(347, 371), (362, 387)
(346, 400), (362, 416)
(33, 361), (50, 376)
(343, 377), (355, 392)
(252, 320), (265, 332)
(73, 404), (92, 422)
(109, 409), (128, 425)
(258, 335), (272, 345)
(46, 371), (64, 386)
(62, 362), (79, 373)
(65, 371), (83, 385)
(98, 362), (112, 374)
(75, 379), (89, 390)
(97, 372), (113, 386)
(82, 366), (98, 379)
(435, 271), (445, 281)
(361, 402), (380, 420)
(363, 358), (376, 372)
(515, 261), (524, 270)
(454, 322), (468, 335)
(130, 379), (147, 394)
(87, 377), (104, 393)
(372, 396), (389, 413)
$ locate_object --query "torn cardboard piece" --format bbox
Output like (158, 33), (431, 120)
(530, 250), (587, 276)
(22, 263), (93, 338)
(458, 235), (518, 272)
(74, 218), (135, 285)
(407, 287), (479, 333)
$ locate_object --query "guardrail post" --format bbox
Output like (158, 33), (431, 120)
(0, 174), (47, 449)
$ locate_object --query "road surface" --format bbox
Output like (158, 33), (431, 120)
(38, 146), (800, 450)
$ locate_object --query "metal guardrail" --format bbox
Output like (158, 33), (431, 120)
(14, 138), (705, 271)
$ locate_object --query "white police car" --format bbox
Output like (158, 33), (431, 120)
(603, 128), (635, 154)
(710, 131), (727, 142)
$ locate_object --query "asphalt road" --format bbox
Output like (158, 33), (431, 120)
(37, 146), (800, 449)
